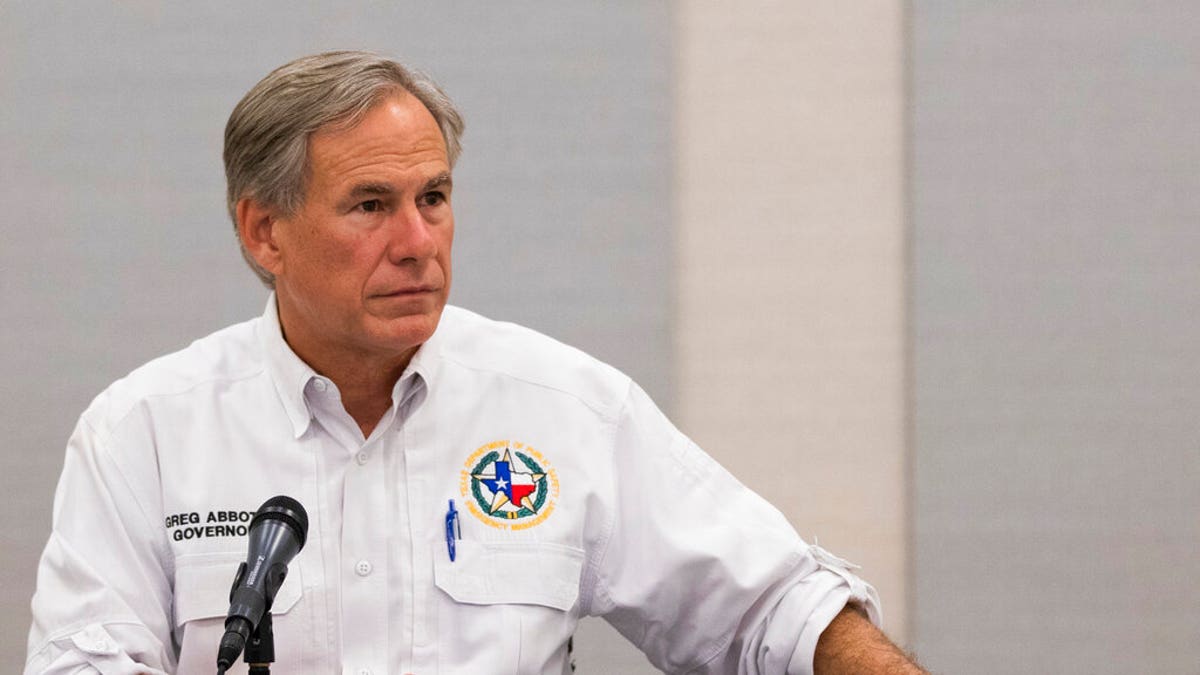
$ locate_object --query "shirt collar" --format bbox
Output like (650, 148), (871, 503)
(405, 307), (446, 394)
(384, 307), (448, 422)
(258, 293), (320, 438)
(258, 293), (450, 439)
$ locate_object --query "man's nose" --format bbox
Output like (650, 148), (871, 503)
(385, 206), (438, 264)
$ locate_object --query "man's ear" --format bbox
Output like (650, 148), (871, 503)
(236, 197), (284, 277)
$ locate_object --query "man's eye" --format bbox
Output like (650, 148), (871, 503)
(419, 191), (446, 208)
(358, 199), (383, 213)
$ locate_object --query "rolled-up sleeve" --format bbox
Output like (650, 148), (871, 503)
(587, 382), (881, 675)
(26, 411), (174, 674)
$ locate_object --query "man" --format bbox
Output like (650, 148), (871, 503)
(27, 51), (923, 674)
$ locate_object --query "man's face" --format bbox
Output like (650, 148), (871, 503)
(269, 92), (454, 367)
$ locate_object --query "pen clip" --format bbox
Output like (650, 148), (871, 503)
(445, 499), (461, 562)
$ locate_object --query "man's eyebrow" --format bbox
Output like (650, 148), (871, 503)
(422, 172), (453, 192)
(347, 182), (396, 199)
(343, 173), (451, 201)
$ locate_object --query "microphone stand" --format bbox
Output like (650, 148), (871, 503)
(244, 610), (275, 675)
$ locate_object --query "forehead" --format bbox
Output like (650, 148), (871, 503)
(306, 92), (448, 188)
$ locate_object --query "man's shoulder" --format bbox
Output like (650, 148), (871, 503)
(82, 317), (265, 432)
(436, 305), (632, 415)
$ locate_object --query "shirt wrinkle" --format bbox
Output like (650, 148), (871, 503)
(439, 352), (626, 424)
(87, 367), (267, 443)
(34, 617), (159, 649)
(579, 378), (633, 619)
(80, 419), (172, 569)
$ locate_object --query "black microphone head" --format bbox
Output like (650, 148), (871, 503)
(250, 495), (309, 549)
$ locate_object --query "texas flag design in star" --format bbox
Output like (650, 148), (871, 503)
(474, 449), (546, 514)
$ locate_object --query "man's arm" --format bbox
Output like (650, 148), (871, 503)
(27, 413), (174, 674)
(591, 382), (897, 674)
(814, 605), (927, 675)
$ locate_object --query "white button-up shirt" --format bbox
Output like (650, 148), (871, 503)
(27, 297), (879, 674)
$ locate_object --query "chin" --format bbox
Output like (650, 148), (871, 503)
(373, 310), (442, 348)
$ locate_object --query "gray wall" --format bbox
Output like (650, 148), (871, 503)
(1, 3), (668, 672)
(912, 2), (1200, 673)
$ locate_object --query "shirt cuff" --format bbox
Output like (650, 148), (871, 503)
(787, 543), (883, 675)
(26, 623), (169, 675)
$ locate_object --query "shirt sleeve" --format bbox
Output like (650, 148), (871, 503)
(26, 413), (175, 674)
(586, 382), (881, 675)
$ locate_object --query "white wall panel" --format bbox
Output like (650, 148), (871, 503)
(674, 1), (910, 644)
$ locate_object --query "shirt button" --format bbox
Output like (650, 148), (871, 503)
(355, 559), (373, 576)
(312, 379), (327, 392)
(356, 451), (369, 465)
(358, 669), (372, 675)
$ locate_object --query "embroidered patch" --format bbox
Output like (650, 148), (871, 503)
(460, 440), (560, 530)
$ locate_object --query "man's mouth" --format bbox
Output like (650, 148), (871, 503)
(374, 285), (438, 298)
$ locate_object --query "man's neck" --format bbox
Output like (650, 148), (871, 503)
(324, 345), (417, 437)
(286, 337), (416, 439)
(332, 365), (405, 438)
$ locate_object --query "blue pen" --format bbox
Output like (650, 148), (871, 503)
(444, 499), (461, 562)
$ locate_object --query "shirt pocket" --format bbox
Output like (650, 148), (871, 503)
(171, 551), (306, 674)
(432, 539), (584, 674)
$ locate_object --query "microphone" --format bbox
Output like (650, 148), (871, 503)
(216, 495), (308, 672)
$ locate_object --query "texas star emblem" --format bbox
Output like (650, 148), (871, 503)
(460, 440), (560, 531)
